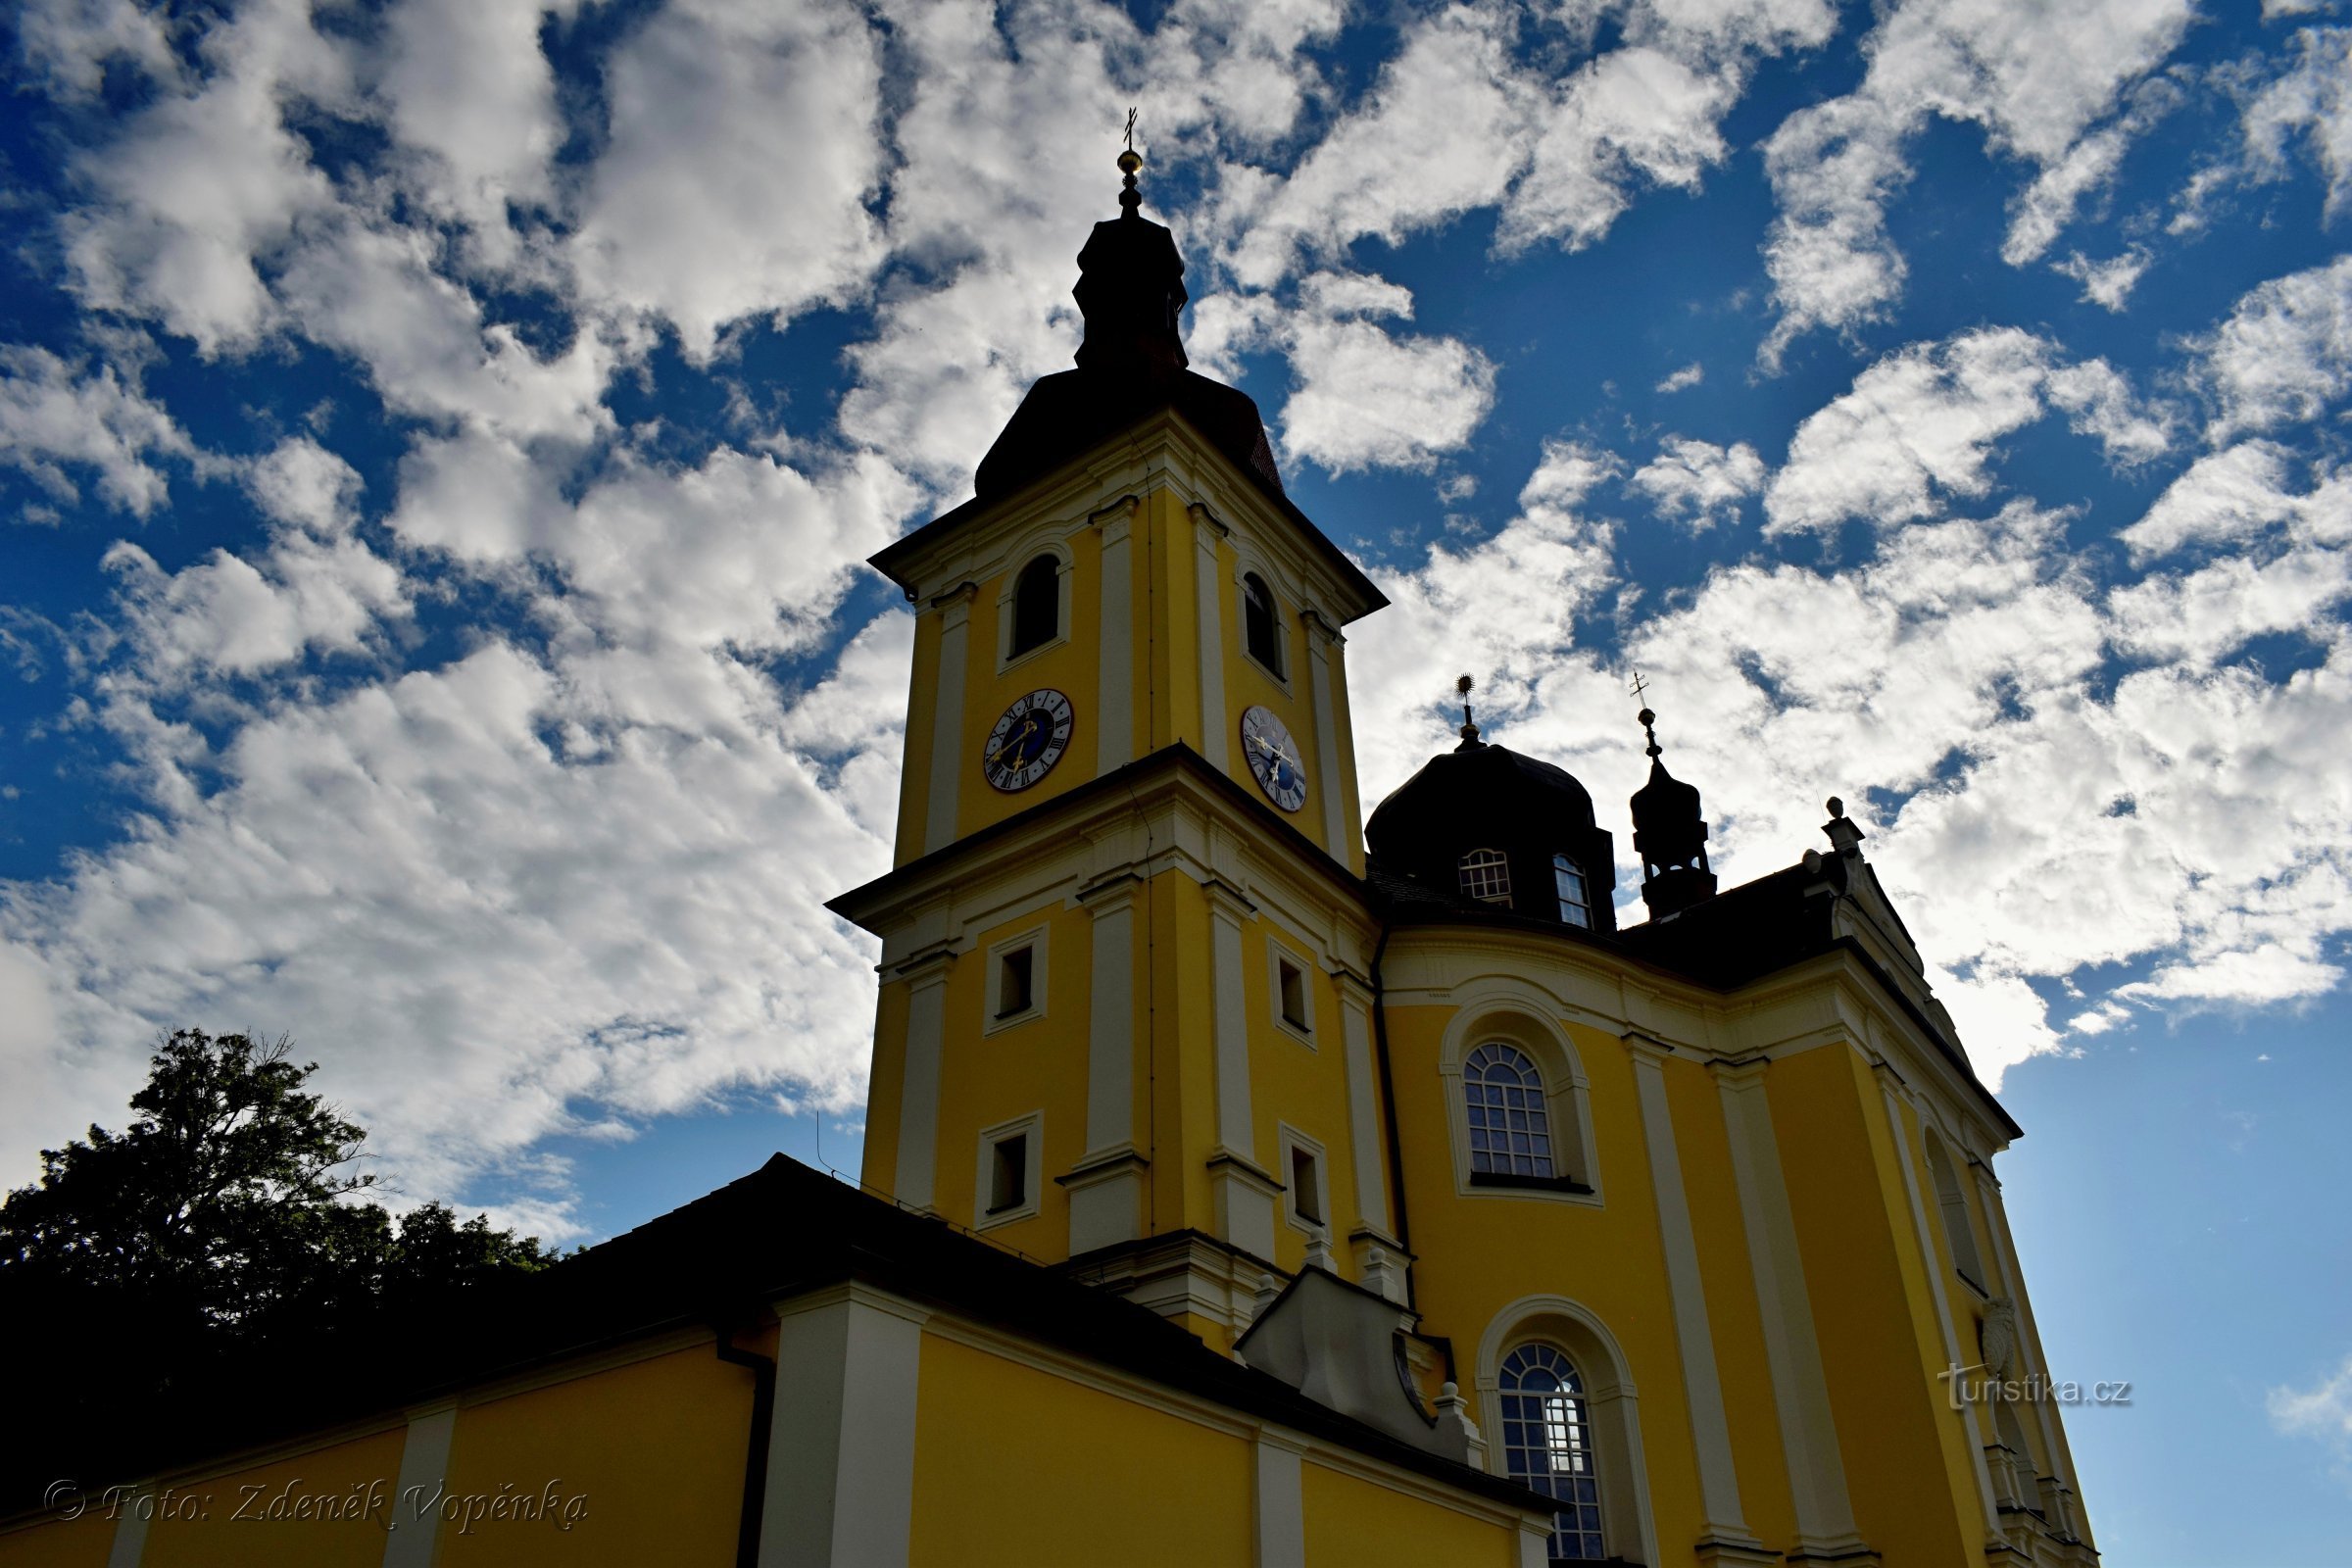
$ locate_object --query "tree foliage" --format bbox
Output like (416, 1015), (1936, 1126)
(0, 1029), (556, 1494)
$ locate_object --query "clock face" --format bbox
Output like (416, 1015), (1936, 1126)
(1240, 705), (1307, 812)
(982, 689), (1075, 793)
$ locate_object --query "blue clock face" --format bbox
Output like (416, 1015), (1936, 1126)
(982, 689), (1075, 792)
(1241, 705), (1307, 812)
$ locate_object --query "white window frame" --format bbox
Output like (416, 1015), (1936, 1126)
(1437, 988), (1603, 1208)
(1277, 1123), (1332, 1239)
(983, 924), (1049, 1035)
(975, 1110), (1044, 1231)
(994, 539), (1075, 674)
(1266, 933), (1316, 1047)
(1459, 847), (1512, 906)
(1475, 1297), (1660, 1568)
(1552, 853), (1593, 928)
(1238, 568), (1291, 686)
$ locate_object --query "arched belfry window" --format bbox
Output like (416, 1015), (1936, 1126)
(1500, 1344), (1605, 1562)
(1242, 571), (1285, 676)
(1553, 854), (1592, 928)
(1009, 554), (1060, 657)
(1465, 1044), (1554, 1178)
(1459, 847), (1511, 905)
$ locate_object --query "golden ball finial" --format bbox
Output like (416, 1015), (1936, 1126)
(1117, 148), (1143, 175)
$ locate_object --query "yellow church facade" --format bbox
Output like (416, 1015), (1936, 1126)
(0, 161), (2096, 1568)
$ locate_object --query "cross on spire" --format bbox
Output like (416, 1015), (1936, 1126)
(1124, 107), (1137, 152)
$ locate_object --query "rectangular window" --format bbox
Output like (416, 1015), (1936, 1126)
(1278, 956), (1308, 1030)
(1553, 856), (1592, 928)
(998, 946), (1034, 1018)
(1290, 1145), (1323, 1227)
(989, 1132), (1028, 1214)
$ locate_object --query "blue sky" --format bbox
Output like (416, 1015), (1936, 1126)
(3, 0), (2350, 1556)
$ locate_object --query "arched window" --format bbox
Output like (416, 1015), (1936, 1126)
(1242, 571), (1285, 675)
(1008, 554), (1060, 657)
(1499, 1344), (1605, 1562)
(1465, 1044), (1554, 1179)
(1459, 847), (1511, 905)
(1552, 854), (1592, 927)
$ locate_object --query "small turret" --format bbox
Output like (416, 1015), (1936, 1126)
(1630, 706), (1717, 919)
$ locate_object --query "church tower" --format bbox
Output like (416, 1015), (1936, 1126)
(829, 150), (1398, 1340)
(830, 154), (2099, 1568)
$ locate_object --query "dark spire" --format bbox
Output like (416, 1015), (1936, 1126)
(1071, 139), (1188, 380)
(1629, 703), (1717, 919)
(1454, 674), (1484, 750)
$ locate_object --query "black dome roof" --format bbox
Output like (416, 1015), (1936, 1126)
(1366, 739), (1617, 935)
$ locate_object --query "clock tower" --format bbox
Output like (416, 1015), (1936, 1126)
(828, 151), (1397, 1344)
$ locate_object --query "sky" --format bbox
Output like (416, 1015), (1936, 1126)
(1, 0), (2349, 1556)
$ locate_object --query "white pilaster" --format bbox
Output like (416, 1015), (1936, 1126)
(1191, 504), (1229, 768)
(1714, 1060), (1870, 1562)
(1627, 1038), (1759, 1553)
(923, 588), (974, 855)
(1206, 879), (1277, 1258)
(1252, 1435), (1306, 1568)
(1067, 884), (1146, 1252)
(763, 1290), (926, 1568)
(1975, 1162), (2088, 1542)
(1877, 1076), (2006, 1544)
(894, 957), (952, 1213)
(1303, 612), (1348, 860)
(1096, 501), (1136, 772)
(105, 1499), (148, 1568)
(382, 1405), (457, 1568)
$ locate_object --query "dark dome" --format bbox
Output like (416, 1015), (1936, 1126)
(1366, 740), (1617, 934)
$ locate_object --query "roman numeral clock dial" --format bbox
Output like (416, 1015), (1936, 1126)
(981, 689), (1076, 792)
(1241, 705), (1308, 812)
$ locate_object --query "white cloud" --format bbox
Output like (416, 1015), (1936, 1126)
(2244, 26), (2352, 219)
(2053, 248), (2152, 312)
(376, 0), (566, 265)
(2191, 254), (2352, 441)
(1656, 362), (1705, 393)
(1278, 295), (1498, 474)
(1630, 435), (1765, 528)
(1759, 0), (2194, 364)
(570, 0), (888, 360)
(1765, 329), (2169, 535)
(0, 345), (194, 518)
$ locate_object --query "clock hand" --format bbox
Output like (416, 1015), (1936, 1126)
(988, 716), (1039, 765)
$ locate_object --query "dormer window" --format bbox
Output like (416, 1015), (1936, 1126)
(1553, 855), (1592, 928)
(1242, 572), (1285, 677)
(1459, 848), (1512, 906)
(1009, 554), (1060, 657)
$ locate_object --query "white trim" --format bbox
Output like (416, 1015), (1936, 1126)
(1236, 566), (1294, 690)
(105, 1501), (147, 1568)
(1207, 883), (1256, 1158)
(1336, 982), (1393, 1240)
(1878, 1078), (2005, 1543)
(894, 961), (951, 1213)
(922, 589), (972, 855)
(1192, 503), (1230, 768)
(1266, 931), (1315, 1047)
(1276, 1122), (1332, 1239)
(975, 1109), (1046, 1231)
(994, 538), (1075, 674)
(1475, 1294), (1661, 1568)
(1096, 501), (1136, 771)
(1437, 983), (1603, 1207)
(1303, 614), (1349, 862)
(1626, 1037), (1758, 1548)
(1253, 1436), (1307, 1568)
(763, 1290), (924, 1568)
(381, 1406), (456, 1568)
(1083, 889), (1137, 1155)
(1714, 1061), (1869, 1558)
(981, 923), (1049, 1036)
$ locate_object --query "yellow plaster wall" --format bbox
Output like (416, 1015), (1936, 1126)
(894, 609), (946, 866)
(1299, 1461), (1516, 1568)
(1248, 922), (1359, 1272)
(1766, 1045), (1976, 1562)
(858, 975), (911, 1197)
(132, 1428), (406, 1568)
(0, 1508), (142, 1568)
(908, 1334), (1254, 1568)
(433, 1344), (751, 1568)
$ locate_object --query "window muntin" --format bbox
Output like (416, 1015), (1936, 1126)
(1465, 1043), (1555, 1179)
(1008, 554), (1060, 657)
(1459, 848), (1512, 905)
(1242, 572), (1285, 676)
(1500, 1344), (1605, 1563)
(1553, 855), (1592, 928)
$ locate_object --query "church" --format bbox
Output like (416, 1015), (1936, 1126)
(0, 155), (2097, 1568)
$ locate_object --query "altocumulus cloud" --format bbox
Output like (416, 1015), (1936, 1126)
(1, 0), (2349, 1236)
